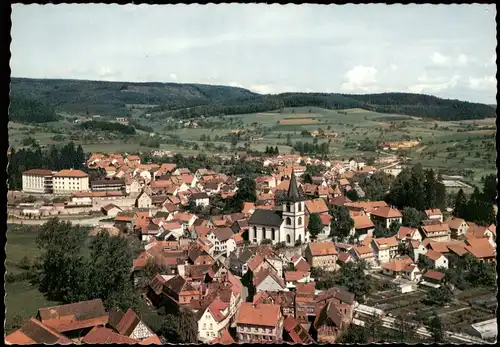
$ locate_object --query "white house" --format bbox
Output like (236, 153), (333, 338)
(53, 169), (90, 195)
(192, 192), (210, 207)
(253, 269), (287, 293)
(421, 249), (448, 270)
(206, 227), (234, 255)
(136, 191), (153, 208)
(22, 169), (55, 194)
(370, 237), (399, 265)
(424, 209), (443, 223)
(125, 179), (142, 194)
(370, 206), (403, 229)
(284, 271), (312, 290)
(197, 299), (232, 343)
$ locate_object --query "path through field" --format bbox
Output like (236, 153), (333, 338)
(416, 145), (427, 152)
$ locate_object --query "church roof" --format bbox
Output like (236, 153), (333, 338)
(248, 209), (283, 227)
(283, 170), (305, 202)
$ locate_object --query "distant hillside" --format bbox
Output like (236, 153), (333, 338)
(10, 77), (496, 122)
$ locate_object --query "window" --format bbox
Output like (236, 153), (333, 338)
(286, 217), (291, 225)
(286, 235), (291, 243)
(209, 323), (213, 330)
(262, 227), (266, 239)
(253, 226), (257, 239)
(271, 228), (276, 240)
(298, 203), (302, 212)
(286, 203), (291, 212)
(298, 217), (302, 225)
(203, 323), (206, 330)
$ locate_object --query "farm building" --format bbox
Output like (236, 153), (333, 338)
(467, 318), (497, 341)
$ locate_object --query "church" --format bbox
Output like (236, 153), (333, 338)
(248, 171), (309, 246)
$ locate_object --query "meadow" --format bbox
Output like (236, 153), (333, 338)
(8, 106), (496, 185)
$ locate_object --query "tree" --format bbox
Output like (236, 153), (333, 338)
(308, 213), (323, 239)
(365, 312), (384, 342)
(402, 207), (422, 228)
(260, 239), (272, 245)
(373, 222), (390, 238)
(394, 313), (416, 343)
(85, 231), (137, 310)
(337, 325), (368, 343)
(274, 146), (279, 155)
(454, 188), (468, 219)
(482, 174), (497, 203)
(336, 262), (371, 303)
(424, 169), (437, 209)
(329, 206), (354, 242)
(346, 189), (359, 202)
(388, 221), (401, 236)
(233, 176), (257, 209)
(423, 286), (453, 306)
(428, 311), (445, 343)
(302, 173), (313, 184)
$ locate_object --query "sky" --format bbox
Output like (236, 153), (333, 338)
(11, 4), (497, 104)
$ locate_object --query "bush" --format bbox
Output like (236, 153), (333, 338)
(18, 256), (31, 270)
(5, 271), (32, 283)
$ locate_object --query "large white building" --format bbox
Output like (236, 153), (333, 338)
(248, 171), (308, 246)
(53, 169), (90, 195)
(22, 169), (55, 194)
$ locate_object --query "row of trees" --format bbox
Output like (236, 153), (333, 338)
(264, 146), (280, 155)
(454, 175), (496, 226)
(8, 142), (86, 190)
(292, 141), (330, 156)
(387, 164), (446, 211)
(78, 120), (137, 134)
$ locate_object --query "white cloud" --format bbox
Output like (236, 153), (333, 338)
(250, 85), (274, 94)
(456, 53), (468, 66)
(98, 67), (119, 79)
(468, 76), (496, 90)
(340, 65), (378, 91)
(430, 52), (450, 65)
(229, 81), (245, 88)
(408, 74), (461, 93)
(390, 64), (398, 71)
(169, 73), (178, 81)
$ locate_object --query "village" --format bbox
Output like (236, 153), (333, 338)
(5, 150), (497, 344)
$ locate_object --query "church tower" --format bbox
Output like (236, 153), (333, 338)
(281, 170), (307, 246)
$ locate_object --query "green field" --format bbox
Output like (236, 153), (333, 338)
(5, 225), (59, 333)
(9, 106), (496, 184)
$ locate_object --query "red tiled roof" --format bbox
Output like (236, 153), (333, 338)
(382, 256), (414, 272)
(353, 215), (375, 230)
(236, 302), (281, 327)
(23, 169), (54, 176)
(423, 249), (444, 261)
(284, 271), (310, 282)
(370, 206), (402, 218)
(425, 209), (442, 216)
(423, 270), (445, 281)
(5, 318), (72, 345)
(54, 169), (89, 178)
(294, 258), (311, 272)
(210, 328), (235, 345)
(82, 326), (139, 344)
(308, 241), (337, 256)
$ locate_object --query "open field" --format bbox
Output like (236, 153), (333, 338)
(9, 105), (496, 184)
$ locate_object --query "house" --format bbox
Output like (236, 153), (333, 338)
(108, 308), (160, 342)
(161, 275), (201, 308)
(253, 268), (287, 293)
(228, 249), (254, 277)
(337, 252), (354, 266)
(252, 291), (296, 318)
(305, 198), (329, 215)
(192, 192), (210, 207)
(370, 236), (399, 264)
(421, 270), (445, 286)
(350, 245), (376, 268)
(5, 318), (72, 344)
(304, 241), (338, 272)
(370, 206), (403, 229)
(290, 255), (311, 273)
(136, 190), (153, 208)
(81, 326), (141, 344)
(313, 297), (354, 343)
(382, 256), (420, 281)
(197, 298), (232, 343)
(236, 302), (284, 342)
(318, 214), (332, 240)
(36, 299), (108, 336)
(52, 169), (90, 195)
(101, 203), (122, 217)
(22, 169), (55, 194)
(397, 226), (422, 243)
(421, 249), (449, 270)
(284, 271), (312, 289)
(464, 238), (496, 263)
(420, 223), (451, 242)
(351, 215), (375, 241)
(282, 315), (315, 344)
(207, 227), (234, 255)
(425, 209), (443, 223)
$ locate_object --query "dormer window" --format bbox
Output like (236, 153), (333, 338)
(286, 203), (291, 212)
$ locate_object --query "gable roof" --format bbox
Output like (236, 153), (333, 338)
(423, 249), (445, 261)
(236, 302), (281, 327)
(353, 215), (375, 230)
(305, 198), (329, 214)
(213, 227), (234, 242)
(253, 268), (286, 289)
(5, 318), (72, 345)
(370, 206), (402, 218)
(308, 241), (338, 256)
(382, 256), (414, 272)
(248, 209), (283, 227)
(425, 209), (442, 216)
(283, 315), (315, 344)
(81, 326), (140, 344)
(422, 223), (450, 233)
(37, 299), (108, 333)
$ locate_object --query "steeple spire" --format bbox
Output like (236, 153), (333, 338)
(286, 168), (304, 202)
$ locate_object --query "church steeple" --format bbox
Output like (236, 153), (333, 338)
(285, 169), (304, 202)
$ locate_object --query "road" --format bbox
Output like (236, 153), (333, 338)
(8, 216), (105, 227)
(416, 145), (427, 153)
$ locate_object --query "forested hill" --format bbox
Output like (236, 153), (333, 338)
(10, 77), (496, 122)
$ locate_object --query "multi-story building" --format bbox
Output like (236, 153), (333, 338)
(90, 179), (125, 192)
(370, 236), (399, 264)
(304, 241), (338, 271)
(53, 169), (90, 195)
(236, 302), (283, 342)
(420, 223), (451, 243)
(22, 169), (55, 194)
